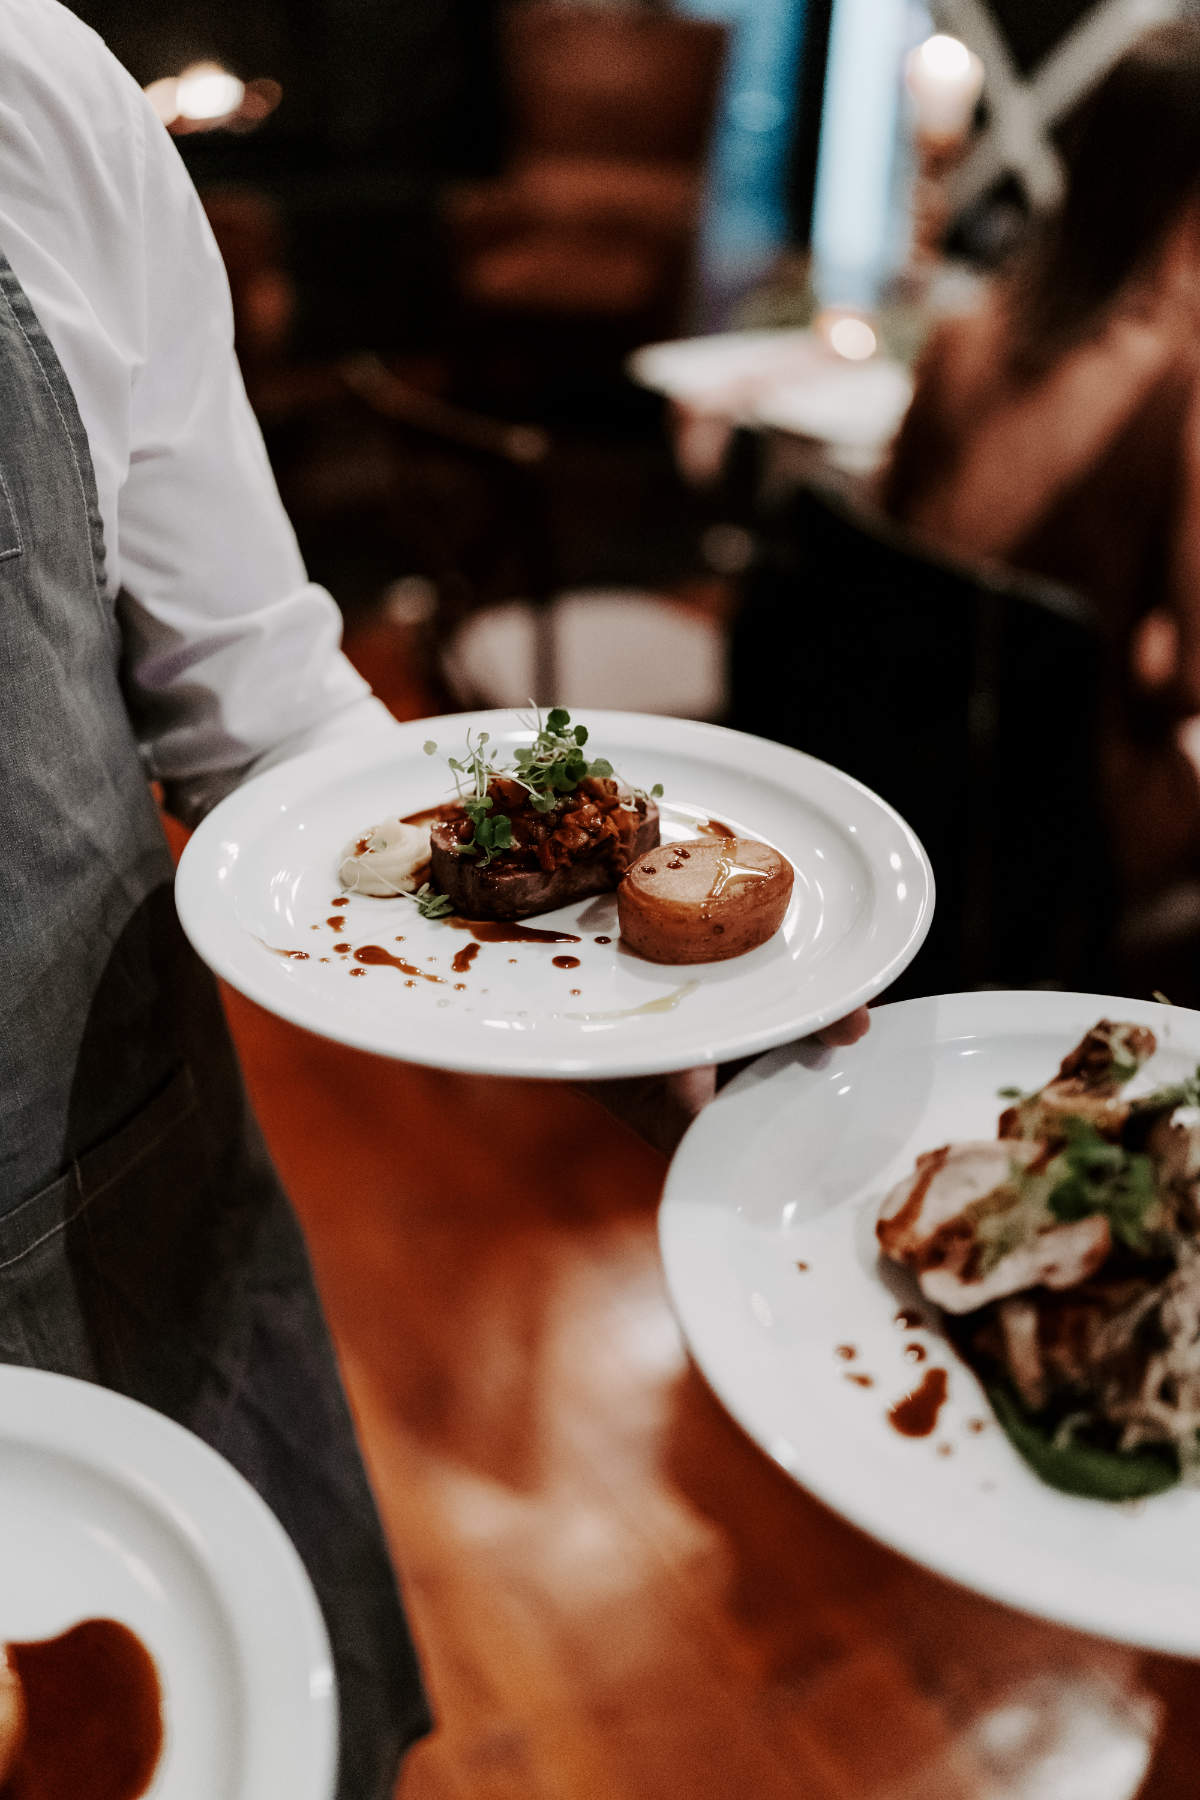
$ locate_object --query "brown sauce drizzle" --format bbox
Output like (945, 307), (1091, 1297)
(400, 805), (451, 828)
(967, 1418), (987, 1434)
(698, 819), (736, 838)
(844, 1373), (874, 1388)
(354, 945), (447, 985)
(451, 943), (480, 974)
(333, 942), (351, 953)
(888, 1367), (949, 1438)
(834, 1344), (857, 1361)
(552, 955), (581, 969)
(903, 1343), (926, 1364)
(326, 917), (346, 928)
(1, 1619), (163, 1800)
(452, 920), (582, 946)
(795, 1261), (809, 1272)
(894, 1308), (925, 1331)
(261, 944), (309, 960)
(594, 936), (612, 945)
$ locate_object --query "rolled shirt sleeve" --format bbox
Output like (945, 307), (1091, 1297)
(115, 100), (395, 822)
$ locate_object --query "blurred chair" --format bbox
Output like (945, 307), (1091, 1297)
(727, 480), (1115, 997)
(339, 354), (726, 716)
(449, 3), (727, 394)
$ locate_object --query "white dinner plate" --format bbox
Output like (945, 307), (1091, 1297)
(0, 1367), (336, 1796)
(659, 990), (1200, 1656)
(175, 710), (933, 1079)
(628, 329), (832, 416)
(753, 359), (913, 450)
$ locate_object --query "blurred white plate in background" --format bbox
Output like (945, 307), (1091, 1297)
(629, 329), (834, 417)
(660, 990), (1200, 1656)
(175, 710), (933, 1080)
(0, 1367), (336, 1798)
(754, 358), (913, 450)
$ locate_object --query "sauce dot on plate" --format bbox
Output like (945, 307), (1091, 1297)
(887, 1368), (948, 1438)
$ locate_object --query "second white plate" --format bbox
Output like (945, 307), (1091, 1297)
(660, 990), (1200, 1656)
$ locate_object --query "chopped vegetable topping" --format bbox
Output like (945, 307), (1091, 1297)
(424, 708), (662, 868)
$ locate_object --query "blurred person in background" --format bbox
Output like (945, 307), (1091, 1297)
(881, 20), (1200, 927)
(1, 2), (864, 1793)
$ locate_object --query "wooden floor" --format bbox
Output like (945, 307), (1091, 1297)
(220, 616), (1200, 1800)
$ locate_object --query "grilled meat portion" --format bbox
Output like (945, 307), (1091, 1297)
(877, 1140), (1111, 1314)
(430, 777), (659, 922)
(999, 1020), (1157, 1144)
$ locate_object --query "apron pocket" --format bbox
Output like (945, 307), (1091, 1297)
(0, 1063), (200, 1373)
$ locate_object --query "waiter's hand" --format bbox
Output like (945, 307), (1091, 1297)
(579, 1006), (871, 1158)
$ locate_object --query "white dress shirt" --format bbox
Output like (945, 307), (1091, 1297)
(0, 0), (396, 822)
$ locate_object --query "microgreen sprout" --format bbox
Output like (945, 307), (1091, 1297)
(411, 883), (453, 919)
(510, 705), (615, 807)
(423, 708), (663, 863)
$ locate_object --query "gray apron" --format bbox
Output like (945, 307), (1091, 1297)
(0, 245), (430, 1796)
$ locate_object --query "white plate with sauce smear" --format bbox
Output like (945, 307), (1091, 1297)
(174, 710), (933, 1079)
(0, 1367), (336, 1797)
(660, 990), (1200, 1655)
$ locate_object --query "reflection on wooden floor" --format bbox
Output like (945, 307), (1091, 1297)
(220, 616), (1200, 1799)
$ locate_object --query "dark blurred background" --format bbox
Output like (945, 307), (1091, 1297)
(66, 0), (1200, 1005)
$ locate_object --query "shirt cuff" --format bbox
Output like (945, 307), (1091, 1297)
(162, 696), (403, 827)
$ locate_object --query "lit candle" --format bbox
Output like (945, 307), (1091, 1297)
(814, 309), (878, 362)
(904, 34), (984, 145)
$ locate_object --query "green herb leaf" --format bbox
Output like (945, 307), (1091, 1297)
(986, 1382), (1179, 1500)
(997, 1086), (1024, 1099)
(411, 884), (453, 919)
(651, 783), (664, 798)
(1044, 1117), (1161, 1252)
(1127, 1063), (1200, 1120)
(423, 740), (438, 756)
(429, 707), (627, 860)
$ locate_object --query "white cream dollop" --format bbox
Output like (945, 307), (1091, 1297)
(338, 818), (432, 896)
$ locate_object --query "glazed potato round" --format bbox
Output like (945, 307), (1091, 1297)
(617, 837), (793, 964)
